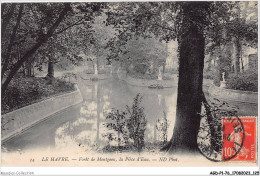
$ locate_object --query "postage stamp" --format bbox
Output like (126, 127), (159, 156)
(198, 115), (257, 163)
(222, 117), (257, 162)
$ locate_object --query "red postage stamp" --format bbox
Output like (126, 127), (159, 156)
(222, 117), (257, 162)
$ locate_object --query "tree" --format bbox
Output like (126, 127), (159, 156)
(85, 14), (117, 75)
(106, 2), (211, 153)
(118, 36), (167, 78)
(1, 4), (24, 80)
(106, 2), (172, 77)
(1, 3), (72, 95)
(206, 2), (257, 77)
(160, 2), (211, 153)
(1, 2), (107, 95)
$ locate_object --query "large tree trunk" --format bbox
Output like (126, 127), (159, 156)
(232, 36), (241, 74)
(157, 66), (163, 80)
(1, 3), (16, 37)
(240, 1), (248, 73)
(26, 62), (32, 76)
(94, 60), (98, 75)
(1, 4), (23, 81)
(25, 56), (34, 77)
(1, 3), (7, 16)
(240, 51), (244, 73)
(161, 2), (207, 153)
(232, 3), (242, 74)
(168, 28), (204, 153)
(46, 58), (54, 78)
(163, 41), (167, 73)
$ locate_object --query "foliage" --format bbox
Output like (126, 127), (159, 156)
(203, 70), (214, 80)
(1, 2), (257, 153)
(205, 1), (258, 82)
(105, 2), (173, 70)
(198, 95), (239, 159)
(106, 33), (167, 78)
(104, 109), (130, 148)
(206, 2), (257, 53)
(123, 37), (166, 74)
(156, 111), (169, 144)
(80, 13), (117, 72)
(1, 2), (107, 95)
(2, 3), (71, 92)
(126, 93), (147, 151)
(60, 72), (78, 82)
(226, 68), (258, 92)
(104, 93), (147, 152)
(203, 68), (221, 87)
(1, 76), (75, 114)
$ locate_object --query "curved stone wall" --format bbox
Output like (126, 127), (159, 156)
(119, 75), (257, 105)
(1, 85), (83, 142)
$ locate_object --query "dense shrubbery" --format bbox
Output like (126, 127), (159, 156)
(133, 64), (149, 75)
(203, 70), (214, 80)
(226, 68), (258, 92)
(203, 68), (258, 91)
(1, 76), (75, 114)
(103, 94), (147, 152)
(203, 69), (221, 86)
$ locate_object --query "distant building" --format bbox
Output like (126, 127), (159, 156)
(248, 54), (257, 69)
(241, 47), (257, 71)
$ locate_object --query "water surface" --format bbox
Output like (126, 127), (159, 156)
(2, 78), (177, 152)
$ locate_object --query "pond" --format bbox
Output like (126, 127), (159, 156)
(2, 77), (178, 152)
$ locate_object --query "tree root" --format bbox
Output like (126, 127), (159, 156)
(160, 141), (172, 152)
(159, 92), (214, 154)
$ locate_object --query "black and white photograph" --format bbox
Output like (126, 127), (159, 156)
(1, 0), (258, 175)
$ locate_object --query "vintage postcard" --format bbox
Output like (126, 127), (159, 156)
(1, 0), (258, 175)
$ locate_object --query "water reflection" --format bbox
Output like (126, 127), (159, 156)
(75, 78), (177, 148)
(3, 78), (178, 152)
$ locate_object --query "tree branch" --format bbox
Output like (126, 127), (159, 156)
(53, 18), (84, 36)
(1, 3), (71, 96)
(153, 22), (175, 32)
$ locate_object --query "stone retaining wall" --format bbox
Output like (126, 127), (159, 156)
(1, 85), (83, 142)
(119, 75), (257, 105)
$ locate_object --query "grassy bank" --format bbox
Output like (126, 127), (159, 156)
(1, 77), (75, 114)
